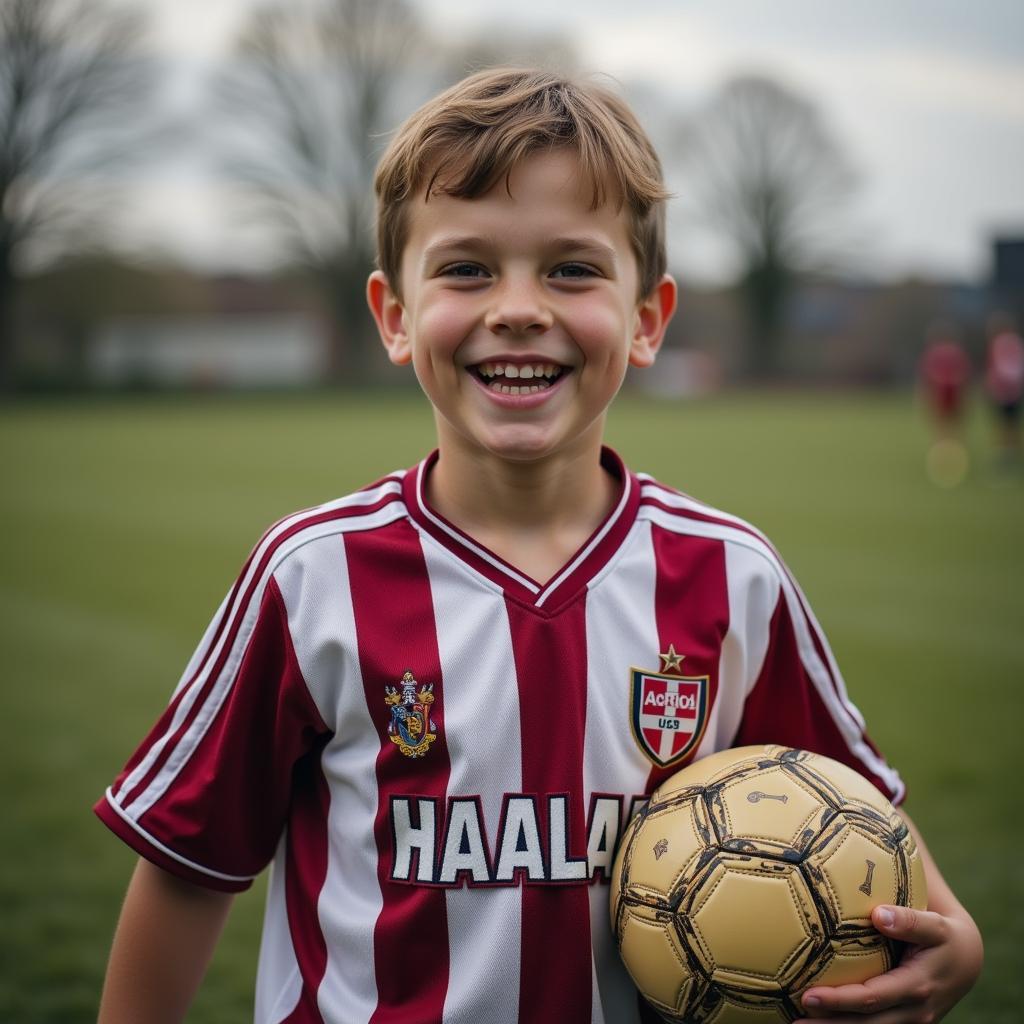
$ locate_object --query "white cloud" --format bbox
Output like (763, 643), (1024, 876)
(865, 50), (1024, 124)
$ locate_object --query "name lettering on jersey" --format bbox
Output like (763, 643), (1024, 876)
(388, 792), (646, 887)
(630, 647), (709, 769)
(385, 669), (438, 758)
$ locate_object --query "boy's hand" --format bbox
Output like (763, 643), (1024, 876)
(797, 903), (982, 1023)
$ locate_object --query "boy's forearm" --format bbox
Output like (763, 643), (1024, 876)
(901, 809), (984, 975)
(98, 858), (234, 1024)
(901, 810), (975, 922)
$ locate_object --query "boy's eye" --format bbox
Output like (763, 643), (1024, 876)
(550, 263), (597, 280)
(440, 262), (488, 279)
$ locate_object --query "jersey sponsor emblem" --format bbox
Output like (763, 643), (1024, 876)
(385, 670), (438, 758)
(630, 653), (709, 768)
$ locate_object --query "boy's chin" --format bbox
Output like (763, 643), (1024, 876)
(451, 421), (604, 466)
(478, 434), (563, 464)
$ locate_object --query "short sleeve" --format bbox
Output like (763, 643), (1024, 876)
(730, 557), (906, 806)
(94, 571), (330, 891)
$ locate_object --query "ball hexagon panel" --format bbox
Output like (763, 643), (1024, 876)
(703, 996), (796, 1024)
(623, 796), (711, 903)
(712, 765), (830, 853)
(688, 860), (820, 987)
(808, 824), (900, 925)
(798, 937), (894, 993)
(800, 752), (896, 818)
(618, 907), (694, 1016)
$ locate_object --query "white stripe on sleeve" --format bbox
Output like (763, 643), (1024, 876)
(118, 497), (406, 823)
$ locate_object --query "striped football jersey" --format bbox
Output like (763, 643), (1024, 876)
(96, 447), (902, 1024)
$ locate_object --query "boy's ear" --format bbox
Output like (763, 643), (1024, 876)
(367, 270), (411, 366)
(629, 274), (678, 368)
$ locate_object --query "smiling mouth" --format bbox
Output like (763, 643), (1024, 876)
(470, 361), (569, 395)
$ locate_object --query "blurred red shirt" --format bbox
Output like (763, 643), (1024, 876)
(985, 331), (1024, 406)
(921, 340), (970, 417)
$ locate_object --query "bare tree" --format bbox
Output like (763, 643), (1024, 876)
(0, 0), (152, 389)
(681, 75), (858, 377)
(216, 0), (425, 382)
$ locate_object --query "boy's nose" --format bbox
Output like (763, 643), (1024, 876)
(484, 277), (554, 335)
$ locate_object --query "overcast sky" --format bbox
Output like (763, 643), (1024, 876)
(136, 0), (1024, 285)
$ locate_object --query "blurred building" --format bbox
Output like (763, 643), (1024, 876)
(648, 237), (1024, 391)
(16, 262), (337, 390)
(89, 313), (329, 389)
(16, 237), (1024, 393)
(647, 277), (988, 390)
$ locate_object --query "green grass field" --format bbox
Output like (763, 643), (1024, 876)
(1, 390), (1020, 1022)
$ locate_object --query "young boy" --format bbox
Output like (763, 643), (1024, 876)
(96, 68), (981, 1024)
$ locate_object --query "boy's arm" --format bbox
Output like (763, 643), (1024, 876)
(799, 810), (983, 1023)
(98, 858), (235, 1024)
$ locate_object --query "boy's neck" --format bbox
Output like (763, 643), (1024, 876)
(424, 437), (619, 585)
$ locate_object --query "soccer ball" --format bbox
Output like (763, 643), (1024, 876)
(610, 745), (927, 1023)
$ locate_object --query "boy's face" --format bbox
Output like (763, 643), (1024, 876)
(368, 149), (675, 467)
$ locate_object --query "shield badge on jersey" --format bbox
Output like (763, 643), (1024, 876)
(630, 668), (709, 768)
(385, 670), (438, 758)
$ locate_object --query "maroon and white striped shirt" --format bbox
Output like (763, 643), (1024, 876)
(96, 448), (902, 1024)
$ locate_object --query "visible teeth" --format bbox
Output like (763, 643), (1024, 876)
(476, 361), (562, 380)
(476, 361), (565, 393)
(489, 382), (548, 395)
(486, 376), (552, 395)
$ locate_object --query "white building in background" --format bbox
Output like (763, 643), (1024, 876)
(89, 313), (330, 388)
(631, 348), (722, 398)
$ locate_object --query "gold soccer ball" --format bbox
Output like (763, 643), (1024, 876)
(610, 745), (928, 1023)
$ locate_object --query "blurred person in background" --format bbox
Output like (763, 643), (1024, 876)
(984, 312), (1024, 470)
(919, 320), (971, 486)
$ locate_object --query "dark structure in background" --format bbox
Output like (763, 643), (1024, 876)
(0, 0), (153, 391)
(991, 238), (1024, 323)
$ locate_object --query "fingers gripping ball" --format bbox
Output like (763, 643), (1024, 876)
(609, 745), (927, 1023)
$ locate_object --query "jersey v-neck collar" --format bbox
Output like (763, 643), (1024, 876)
(401, 447), (641, 615)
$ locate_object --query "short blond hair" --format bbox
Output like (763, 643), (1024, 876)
(374, 67), (669, 299)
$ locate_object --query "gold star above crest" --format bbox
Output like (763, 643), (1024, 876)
(659, 644), (685, 674)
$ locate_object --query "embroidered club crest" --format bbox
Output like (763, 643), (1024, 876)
(385, 670), (437, 758)
(630, 653), (709, 768)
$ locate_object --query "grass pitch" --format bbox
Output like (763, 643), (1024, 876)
(0, 390), (1019, 1022)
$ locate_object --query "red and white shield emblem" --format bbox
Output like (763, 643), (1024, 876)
(630, 669), (709, 768)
